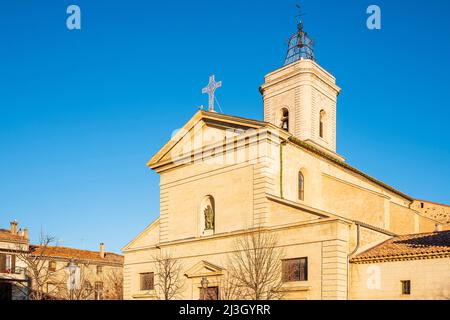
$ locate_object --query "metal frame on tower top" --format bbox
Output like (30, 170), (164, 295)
(284, 13), (315, 66)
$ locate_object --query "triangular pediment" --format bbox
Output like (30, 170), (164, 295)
(147, 110), (268, 171)
(121, 219), (160, 252)
(184, 260), (225, 279)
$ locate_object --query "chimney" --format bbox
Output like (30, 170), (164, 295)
(10, 220), (18, 235)
(23, 228), (29, 239)
(100, 243), (105, 259)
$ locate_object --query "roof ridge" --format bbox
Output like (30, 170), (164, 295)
(31, 245), (123, 257)
(288, 136), (414, 202)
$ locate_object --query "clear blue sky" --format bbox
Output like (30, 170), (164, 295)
(0, 0), (449, 253)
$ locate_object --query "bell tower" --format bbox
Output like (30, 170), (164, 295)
(259, 21), (341, 155)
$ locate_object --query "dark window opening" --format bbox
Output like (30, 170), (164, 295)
(0, 254), (16, 274)
(282, 257), (308, 282)
(319, 110), (326, 138)
(97, 265), (103, 275)
(0, 283), (12, 301)
(401, 280), (411, 295)
(95, 281), (104, 300)
(48, 260), (56, 272)
(281, 109), (289, 132)
(200, 287), (219, 300)
(298, 172), (305, 201)
(140, 272), (155, 291)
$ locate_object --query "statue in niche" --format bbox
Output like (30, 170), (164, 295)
(204, 205), (214, 231)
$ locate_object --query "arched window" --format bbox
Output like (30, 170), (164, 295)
(298, 172), (305, 201)
(319, 110), (326, 138)
(280, 108), (289, 132)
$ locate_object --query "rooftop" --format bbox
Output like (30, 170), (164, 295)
(351, 231), (450, 263)
(0, 228), (27, 243)
(30, 245), (124, 265)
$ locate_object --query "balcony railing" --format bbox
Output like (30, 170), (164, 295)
(0, 266), (26, 276)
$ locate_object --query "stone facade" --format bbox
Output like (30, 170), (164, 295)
(260, 59), (340, 154)
(350, 258), (450, 300)
(350, 231), (450, 300)
(411, 200), (450, 228)
(0, 223), (29, 300)
(28, 244), (123, 300)
(122, 58), (448, 300)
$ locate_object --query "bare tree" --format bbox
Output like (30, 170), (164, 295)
(57, 262), (96, 300)
(218, 272), (244, 300)
(154, 253), (183, 300)
(8, 229), (123, 301)
(104, 268), (123, 300)
(34, 259), (123, 301)
(12, 231), (62, 300)
(227, 229), (284, 300)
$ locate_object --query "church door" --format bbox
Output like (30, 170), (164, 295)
(200, 287), (219, 300)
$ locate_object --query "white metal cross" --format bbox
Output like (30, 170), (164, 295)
(202, 75), (222, 112)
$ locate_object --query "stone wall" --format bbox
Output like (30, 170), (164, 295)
(350, 257), (450, 300)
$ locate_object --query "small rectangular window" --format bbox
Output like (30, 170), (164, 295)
(140, 272), (155, 291)
(401, 280), (411, 295)
(282, 257), (308, 282)
(49, 260), (57, 272)
(95, 281), (104, 300)
(1, 254), (16, 274)
(97, 265), (103, 275)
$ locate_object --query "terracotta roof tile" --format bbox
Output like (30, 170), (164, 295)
(0, 229), (27, 242)
(351, 231), (450, 263)
(30, 245), (124, 265)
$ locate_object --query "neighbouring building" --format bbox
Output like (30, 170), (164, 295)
(350, 231), (450, 299)
(0, 221), (29, 300)
(29, 244), (124, 300)
(0, 221), (124, 300)
(122, 20), (449, 300)
(411, 200), (450, 227)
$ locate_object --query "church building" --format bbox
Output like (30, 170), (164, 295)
(122, 21), (450, 300)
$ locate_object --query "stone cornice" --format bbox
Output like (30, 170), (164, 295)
(123, 217), (349, 254)
(260, 59), (341, 95)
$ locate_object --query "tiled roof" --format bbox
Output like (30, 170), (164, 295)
(30, 245), (124, 265)
(0, 229), (27, 242)
(351, 231), (450, 263)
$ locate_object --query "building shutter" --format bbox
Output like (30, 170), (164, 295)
(11, 255), (16, 273)
(0, 254), (5, 273)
